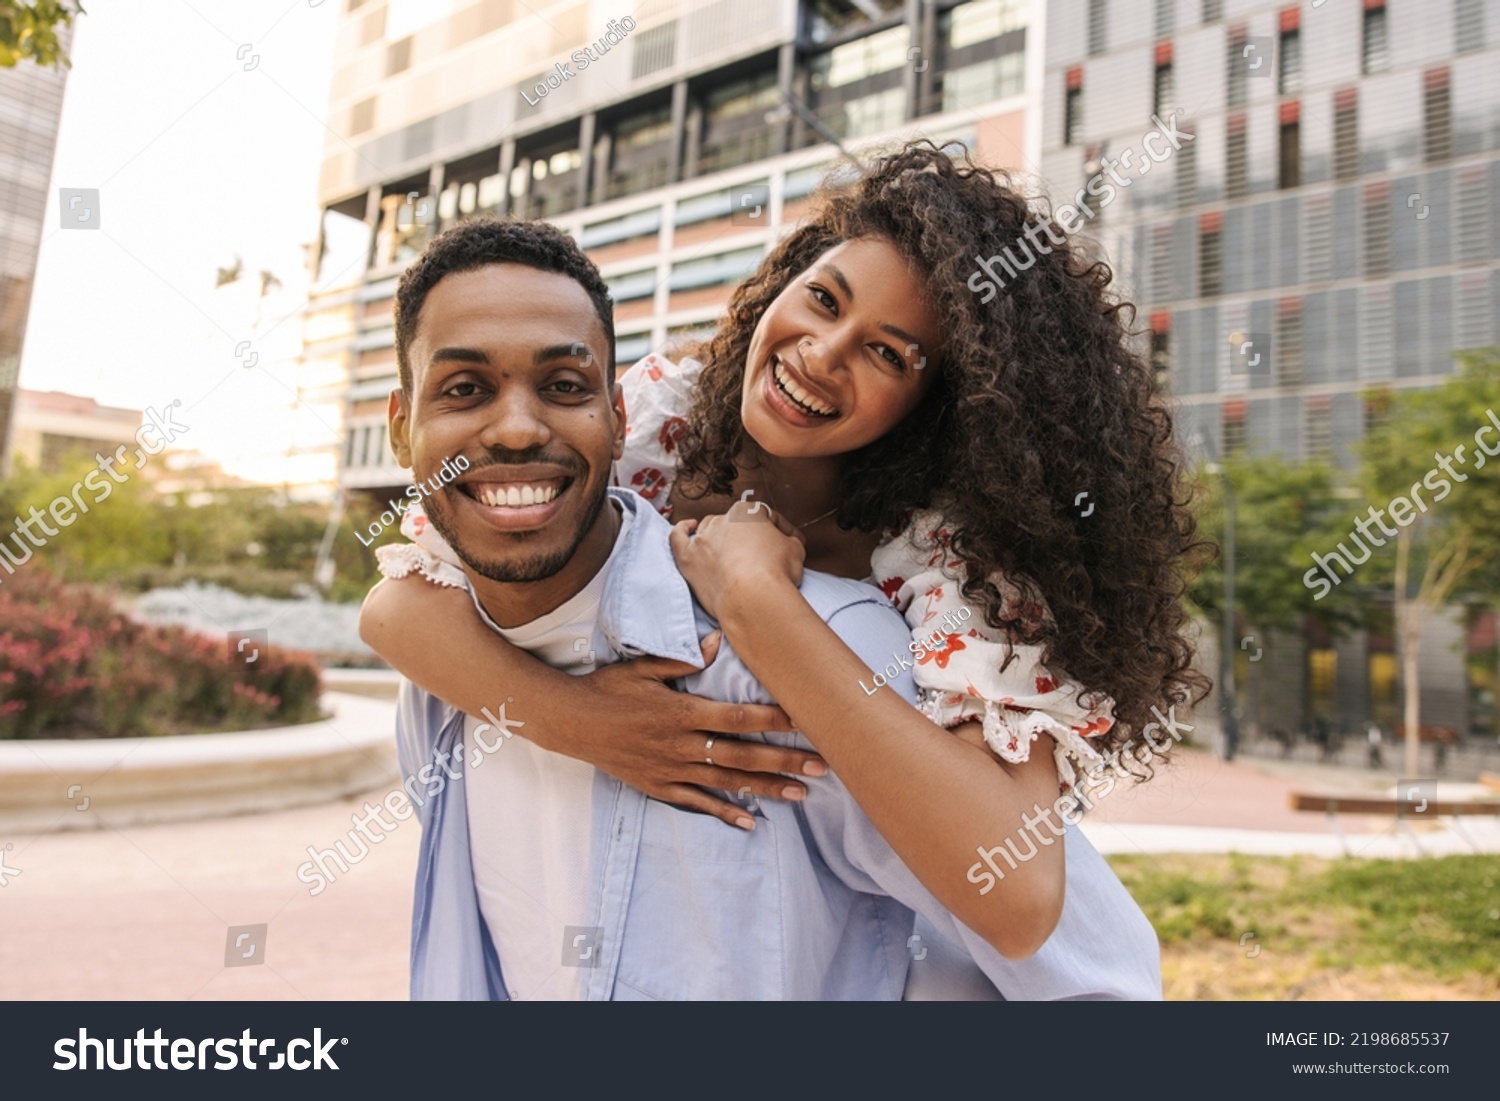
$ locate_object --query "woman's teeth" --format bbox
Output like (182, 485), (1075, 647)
(472, 484), (558, 508)
(773, 360), (836, 417)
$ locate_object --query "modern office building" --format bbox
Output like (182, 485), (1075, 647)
(0, 24), (74, 479)
(1038, 0), (1500, 738)
(307, 0), (1043, 496)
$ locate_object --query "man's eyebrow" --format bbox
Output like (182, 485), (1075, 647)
(429, 346), (490, 366)
(534, 342), (597, 366)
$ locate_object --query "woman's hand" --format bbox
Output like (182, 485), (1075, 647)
(670, 495), (806, 622)
(567, 630), (827, 829)
(360, 576), (823, 830)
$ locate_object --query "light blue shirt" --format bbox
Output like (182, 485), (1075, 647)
(395, 488), (1161, 1000)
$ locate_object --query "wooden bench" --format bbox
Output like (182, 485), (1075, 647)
(1288, 792), (1500, 855)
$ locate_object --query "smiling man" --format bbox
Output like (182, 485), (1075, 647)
(376, 217), (1160, 1001)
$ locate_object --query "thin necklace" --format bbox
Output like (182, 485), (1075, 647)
(796, 505), (838, 530)
(758, 477), (837, 530)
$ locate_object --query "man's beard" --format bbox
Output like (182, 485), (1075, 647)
(420, 456), (608, 585)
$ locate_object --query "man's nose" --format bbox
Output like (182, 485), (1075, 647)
(480, 390), (551, 452)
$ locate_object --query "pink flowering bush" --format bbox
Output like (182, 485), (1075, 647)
(0, 569), (322, 739)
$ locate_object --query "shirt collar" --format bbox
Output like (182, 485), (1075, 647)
(594, 488), (706, 669)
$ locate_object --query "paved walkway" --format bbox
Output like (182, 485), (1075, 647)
(3, 713), (1496, 1000)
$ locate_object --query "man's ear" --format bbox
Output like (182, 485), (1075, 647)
(611, 382), (627, 463)
(388, 389), (413, 469)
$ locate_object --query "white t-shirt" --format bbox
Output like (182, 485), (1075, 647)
(463, 500), (632, 1000)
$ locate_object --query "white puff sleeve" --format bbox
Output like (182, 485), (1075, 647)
(868, 511), (1115, 794)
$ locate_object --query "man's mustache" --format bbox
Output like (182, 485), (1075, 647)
(450, 448), (588, 479)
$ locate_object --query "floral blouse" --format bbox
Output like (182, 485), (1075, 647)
(381, 352), (1116, 793)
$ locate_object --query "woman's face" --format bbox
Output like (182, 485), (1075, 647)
(740, 236), (942, 461)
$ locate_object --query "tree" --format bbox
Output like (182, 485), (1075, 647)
(1361, 351), (1500, 776)
(1190, 453), (1366, 636)
(0, 1), (83, 69)
(1189, 453), (1367, 735)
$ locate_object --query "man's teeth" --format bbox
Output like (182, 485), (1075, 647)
(774, 361), (835, 417)
(472, 484), (558, 508)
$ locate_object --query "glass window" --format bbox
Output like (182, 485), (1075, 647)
(1154, 0), (1174, 37)
(1279, 120), (1300, 190)
(615, 333), (654, 365)
(1226, 120), (1248, 200)
(1154, 62), (1174, 117)
(814, 24), (909, 89)
(784, 163), (833, 200)
(806, 0), (905, 45)
(1200, 226), (1222, 297)
(1064, 86), (1082, 145)
(1226, 33), (1247, 107)
(580, 207), (662, 249)
(943, 51), (1025, 111)
(669, 246), (763, 292)
(607, 269), (658, 303)
(1222, 402), (1246, 455)
(605, 106), (673, 200)
(1363, 6), (1388, 74)
(1087, 0), (1107, 55)
(1278, 29), (1301, 95)
(950, 0), (1027, 48)
(1275, 302), (1302, 387)
(1333, 94), (1358, 180)
(1423, 71), (1451, 162)
(525, 144), (583, 219)
(698, 72), (781, 176)
(1455, 0), (1484, 52)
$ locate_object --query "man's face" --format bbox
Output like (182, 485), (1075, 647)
(389, 263), (623, 598)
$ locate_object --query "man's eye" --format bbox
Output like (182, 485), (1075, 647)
(445, 382), (482, 398)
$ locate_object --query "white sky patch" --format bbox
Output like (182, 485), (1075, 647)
(21, 0), (341, 488)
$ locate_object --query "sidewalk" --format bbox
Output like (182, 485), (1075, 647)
(1077, 745), (1500, 856)
(2, 721), (1495, 1000)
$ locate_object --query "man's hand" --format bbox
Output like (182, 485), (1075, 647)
(561, 630), (825, 829)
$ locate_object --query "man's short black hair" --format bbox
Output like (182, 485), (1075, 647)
(394, 216), (615, 393)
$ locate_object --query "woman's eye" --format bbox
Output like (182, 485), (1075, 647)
(877, 345), (905, 369)
(810, 285), (836, 311)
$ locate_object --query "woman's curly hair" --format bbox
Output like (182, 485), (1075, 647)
(675, 139), (1211, 761)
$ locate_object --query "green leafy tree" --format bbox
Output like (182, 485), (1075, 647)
(0, 1), (84, 69)
(1189, 454), (1367, 731)
(1190, 453), (1366, 637)
(1361, 351), (1500, 775)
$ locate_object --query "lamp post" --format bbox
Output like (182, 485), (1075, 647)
(1206, 460), (1239, 760)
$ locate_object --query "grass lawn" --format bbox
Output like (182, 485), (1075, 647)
(1106, 853), (1500, 1000)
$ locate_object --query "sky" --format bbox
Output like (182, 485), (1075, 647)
(20, 0), (344, 486)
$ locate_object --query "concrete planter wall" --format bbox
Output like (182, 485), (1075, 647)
(0, 692), (399, 834)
